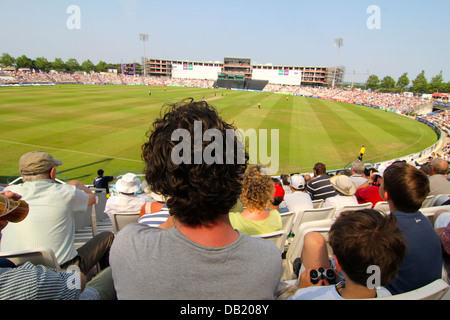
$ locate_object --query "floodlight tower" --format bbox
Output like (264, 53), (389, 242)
(332, 38), (343, 88)
(139, 33), (149, 77)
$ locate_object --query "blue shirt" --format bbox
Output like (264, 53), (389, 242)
(385, 210), (443, 295)
(288, 284), (391, 300)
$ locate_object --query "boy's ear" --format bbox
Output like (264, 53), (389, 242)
(334, 255), (342, 272)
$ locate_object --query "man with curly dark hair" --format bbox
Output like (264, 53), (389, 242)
(110, 98), (283, 300)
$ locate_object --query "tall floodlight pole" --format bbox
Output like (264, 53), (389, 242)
(139, 33), (149, 77)
(332, 38), (343, 88)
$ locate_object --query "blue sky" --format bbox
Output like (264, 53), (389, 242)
(1, 0), (449, 83)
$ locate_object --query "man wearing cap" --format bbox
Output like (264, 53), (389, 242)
(2, 151), (114, 274)
(104, 173), (150, 217)
(283, 174), (313, 222)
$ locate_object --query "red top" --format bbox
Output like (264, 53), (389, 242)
(355, 185), (383, 207)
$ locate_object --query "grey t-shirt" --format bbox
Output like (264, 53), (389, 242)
(110, 223), (282, 300)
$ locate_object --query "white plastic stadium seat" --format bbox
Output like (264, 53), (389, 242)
(430, 194), (450, 207)
(328, 202), (375, 220)
(420, 205), (450, 225)
(340, 202), (373, 212)
(280, 211), (295, 235)
(373, 201), (390, 215)
(110, 212), (140, 233)
(312, 199), (324, 209)
(251, 230), (286, 252)
(282, 219), (334, 281)
(0, 247), (60, 269)
(291, 207), (335, 238)
(421, 194), (435, 208)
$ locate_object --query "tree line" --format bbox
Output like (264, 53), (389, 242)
(0, 53), (141, 74)
(364, 71), (449, 94)
(2, 53), (448, 94)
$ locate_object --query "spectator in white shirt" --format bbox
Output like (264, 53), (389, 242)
(283, 174), (313, 224)
(3, 151), (114, 274)
(104, 173), (150, 217)
(323, 174), (358, 220)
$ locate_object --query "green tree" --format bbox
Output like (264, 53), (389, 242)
(380, 76), (396, 89)
(52, 58), (66, 72)
(16, 55), (33, 69)
(366, 74), (380, 90)
(411, 70), (429, 93)
(65, 58), (80, 72)
(81, 59), (96, 72)
(0, 53), (16, 67)
(96, 60), (108, 72)
(34, 57), (51, 72)
(396, 72), (410, 92)
(429, 70), (444, 93)
(443, 81), (450, 93)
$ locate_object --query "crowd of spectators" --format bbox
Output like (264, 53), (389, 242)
(0, 69), (214, 88)
(266, 84), (429, 114)
(0, 69), (433, 115)
(416, 109), (450, 160)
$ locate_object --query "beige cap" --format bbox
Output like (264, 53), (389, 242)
(19, 151), (63, 175)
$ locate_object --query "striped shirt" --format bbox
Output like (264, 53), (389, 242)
(138, 205), (170, 228)
(0, 261), (100, 300)
(305, 175), (336, 201)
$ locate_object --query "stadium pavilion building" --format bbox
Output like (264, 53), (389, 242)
(144, 57), (344, 90)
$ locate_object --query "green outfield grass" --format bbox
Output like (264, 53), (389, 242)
(0, 84), (437, 185)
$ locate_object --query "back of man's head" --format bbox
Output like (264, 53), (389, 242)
(382, 162), (429, 212)
(351, 161), (365, 174)
(329, 209), (406, 287)
(313, 163), (326, 176)
(431, 158), (449, 175)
